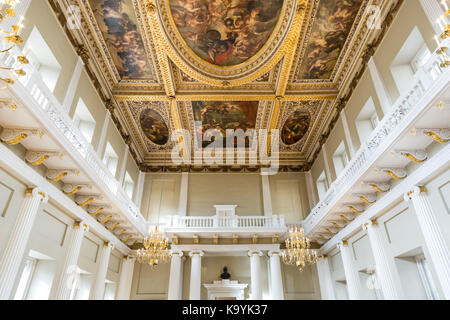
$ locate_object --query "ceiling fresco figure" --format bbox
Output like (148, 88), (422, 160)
(140, 109), (170, 146)
(281, 110), (311, 146)
(89, 0), (153, 78)
(297, 0), (364, 79)
(192, 101), (258, 148)
(170, 0), (284, 66)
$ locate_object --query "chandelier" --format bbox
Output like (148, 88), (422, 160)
(434, 2), (449, 68)
(136, 225), (171, 269)
(0, 0), (29, 87)
(282, 226), (318, 271)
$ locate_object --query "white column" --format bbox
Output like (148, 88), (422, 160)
(168, 250), (184, 300)
(133, 172), (145, 209)
(316, 256), (336, 300)
(118, 146), (129, 185)
(268, 251), (284, 300)
(0, 188), (47, 299)
(337, 241), (363, 300)
(62, 57), (84, 112)
(248, 250), (263, 300)
(96, 111), (111, 157)
(340, 110), (356, 158)
(261, 175), (273, 216)
(322, 145), (333, 186)
(178, 172), (189, 216)
(405, 186), (450, 299)
(419, 0), (446, 34)
(363, 220), (404, 299)
(305, 171), (317, 210)
(368, 57), (392, 116)
(90, 242), (114, 300)
(116, 256), (136, 300)
(50, 221), (89, 300)
(189, 250), (204, 300)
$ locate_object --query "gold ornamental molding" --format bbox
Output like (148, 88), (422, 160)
(145, 0), (306, 87)
(0, 128), (43, 145)
(25, 150), (62, 166)
(46, 168), (80, 182)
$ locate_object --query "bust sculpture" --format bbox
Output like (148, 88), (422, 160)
(220, 267), (231, 280)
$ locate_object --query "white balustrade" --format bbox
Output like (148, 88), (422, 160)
(166, 215), (286, 230)
(0, 45), (147, 234)
(303, 46), (449, 234)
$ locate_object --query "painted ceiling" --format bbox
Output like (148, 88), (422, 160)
(60, 0), (402, 171)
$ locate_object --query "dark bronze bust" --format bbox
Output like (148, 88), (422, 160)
(220, 267), (231, 280)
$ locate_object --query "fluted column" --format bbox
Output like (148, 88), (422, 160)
(0, 188), (47, 299)
(189, 250), (204, 300)
(337, 241), (363, 300)
(90, 242), (114, 300)
(316, 256), (336, 300)
(248, 250), (263, 300)
(405, 186), (450, 299)
(116, 256), (136, 300)
(268, 251), (284, 300)
(50, 221), (89, 300)
(168, 250), (184, 300)
(363, 220), (404, 299)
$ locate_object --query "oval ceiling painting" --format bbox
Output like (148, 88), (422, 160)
(140, 109), (170, 146)
(169, 0), (284, 67)
(281, 110), (311, 146)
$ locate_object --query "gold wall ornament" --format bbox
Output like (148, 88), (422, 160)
(0, 98), (17, 111)
(418, 128), (450, 143)
(0, 128), (43, 145)
(325, 227), (339, 234)
(252, 234), (259, 244)
(345, 204), (365, 214)
(62, 183), (91, 195)
(46, 168), (79, 182)
(393, 150), (428, 163)
(331, 220), (346, 228)
(98, 214), (112, 224)
(25, 150), (61, 166)
(364, 181), (391, 193)
(87, 206), (105, 216)
(340, 213), (356, 222)
(352, 193), (377, 205)
(193, 234), (199, 244)
(233, 234), (239, 244)
(75, 195), (102, 207)
(377, 167), (408, 180)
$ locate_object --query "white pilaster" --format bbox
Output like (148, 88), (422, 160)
(419, 0), (446, 34)
(189, 250), (204, 300)
(337, 241), (363, 300)
(340, 110), (356, 158)
(405, 186), (450, 299)
(96, 111), (111, 157)
(248, 250), (263, 300)
(50, 221), (89, 300)
(178, 172), (189, 216)
(322, 145), (333, 186)
(268, 251), (284, 300)
(261, 174), (273, 216)
(118, 146), (129, 185)
(168, 250), (184, 300)
(363, 220), (404, 299)
(316, 256), (336, 300)
(0, 188), (47, 299)
(90, 242), (114, 300)
(116, 256), (136, 300)
(133, 172), (145, 209)
(62, 57), (84, 112)
(305, 171), (317, 209)
(368, 57), (392, 116)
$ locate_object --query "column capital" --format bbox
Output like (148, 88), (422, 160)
(404, 186), (428, 201)
(337, 240), (348, 249)
(25, 187), (48, 203)
(248, 250), (263, 257)
(189, 250), (204, 257)
(74, 221), (89, 233)
(104, 241), (115, 250)
(319, 255), (328, 260)
(362, 219), (378, 231)
(171, 249), (184, 258)
(268, 250), (282, 257)
(124, 255), (136, 262)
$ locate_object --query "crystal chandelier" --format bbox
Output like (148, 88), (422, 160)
(136, 225), (171, 269)
(282, 226), (318, 271)
(0, 0), (29, 87)
(434, 2), (449, 68)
